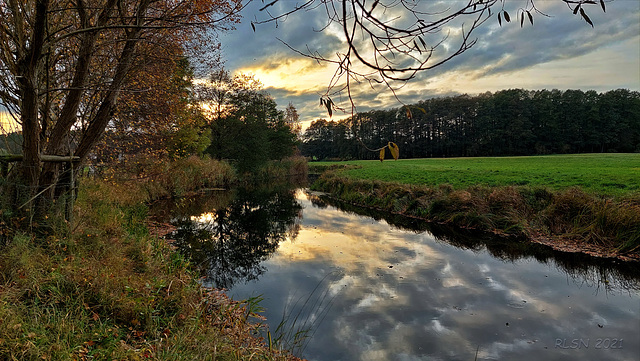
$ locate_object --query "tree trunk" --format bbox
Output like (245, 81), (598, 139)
(75, 28), (143, 162)
(38, 0), (121, 199)
(75, 0), (151, 161)
(17, 0), (49, 207)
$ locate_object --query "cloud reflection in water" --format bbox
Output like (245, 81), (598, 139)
(232, 190), (639, 361)
(171, 188), (639, 361)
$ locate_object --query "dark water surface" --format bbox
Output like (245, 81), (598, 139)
(159, 185), (640, 361)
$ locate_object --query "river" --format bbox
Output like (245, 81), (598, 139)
(154, 184), (640, 361)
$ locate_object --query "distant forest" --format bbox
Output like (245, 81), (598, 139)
(301, 89), (640, 160)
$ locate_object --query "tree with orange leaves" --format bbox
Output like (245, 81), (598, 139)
(94, 45), (211, 170)
(0, 0), (241, 214)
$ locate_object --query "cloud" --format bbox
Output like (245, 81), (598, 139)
(214, 0), (640, 127)
(447, 1), (639, 77)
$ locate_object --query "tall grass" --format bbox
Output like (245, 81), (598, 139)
(0, 157), (303, 360)
(98, 155), (308, 199)
(255, 156), (309, 182)
(98, 155), (237, 200)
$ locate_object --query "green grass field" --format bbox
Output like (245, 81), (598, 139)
(312, 154), (640, 197)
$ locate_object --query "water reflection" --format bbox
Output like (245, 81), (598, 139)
(169, 186), (302, 289)
(307, 193), (640, 295)
(166, 186), (640, 361)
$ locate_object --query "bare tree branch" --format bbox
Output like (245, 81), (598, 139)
(253, 0), (607, 115)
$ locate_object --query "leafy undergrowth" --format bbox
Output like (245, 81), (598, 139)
(311, 173), (640, 260)
(0, 176), (302, 360)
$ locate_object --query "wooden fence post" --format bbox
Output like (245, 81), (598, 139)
(1, 153), (81, 222)
(66, 160), (75, 224)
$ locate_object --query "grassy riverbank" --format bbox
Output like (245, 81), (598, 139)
(0, 157), (304, 360)
(310, 154), (640, 260)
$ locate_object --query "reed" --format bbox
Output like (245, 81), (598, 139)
(269, 271), (339, 357)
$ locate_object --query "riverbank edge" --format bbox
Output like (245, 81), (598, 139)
(310, 171), (640, 262)
(0, 156), (306, 360)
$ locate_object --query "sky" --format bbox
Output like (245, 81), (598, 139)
(214, 0), (640, 129)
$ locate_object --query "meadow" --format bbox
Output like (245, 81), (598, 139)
(312, 153), (640, 197)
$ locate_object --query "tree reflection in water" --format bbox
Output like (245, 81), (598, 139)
(170, 187), (302, 289)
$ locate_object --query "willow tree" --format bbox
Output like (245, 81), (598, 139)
(0, 0), (241, 210)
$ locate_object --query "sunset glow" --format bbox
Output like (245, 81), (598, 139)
(217, 0), (640, 128)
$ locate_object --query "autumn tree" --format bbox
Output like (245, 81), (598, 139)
(284, 102), (301, 138)
(0, 0), (241, 213)
(94, 49), (211, 169)
(197, 72), (298, 172)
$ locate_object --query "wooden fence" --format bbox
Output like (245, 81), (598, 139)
(1, 154), (81, 222)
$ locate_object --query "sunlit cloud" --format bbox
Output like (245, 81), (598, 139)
(237, 57), (331, 95)
(217, 0), (639, 129)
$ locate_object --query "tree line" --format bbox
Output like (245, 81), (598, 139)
(301, 89), (640, 160)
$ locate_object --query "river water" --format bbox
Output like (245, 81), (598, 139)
(157, 185), (640, 361)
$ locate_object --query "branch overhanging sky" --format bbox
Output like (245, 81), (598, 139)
(216, 0), (640, 129)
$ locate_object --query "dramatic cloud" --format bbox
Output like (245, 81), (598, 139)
(215, 0), (640, 128)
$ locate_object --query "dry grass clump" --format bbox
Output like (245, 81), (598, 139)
(428, 188), (495, 232)
(488, 187), (526, 215)
(265, 156), (308, 178)
(95, 155), (237, 201)
(141, 155), (237, 199)
(542, 187), (594, 234)
(542, 188), (640, 252)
